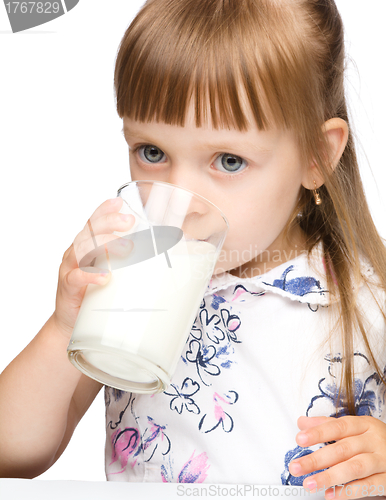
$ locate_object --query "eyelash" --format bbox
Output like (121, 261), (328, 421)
(133, 144), (249, 180)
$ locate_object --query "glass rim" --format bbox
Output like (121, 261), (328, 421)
(117, 179), (229, 230)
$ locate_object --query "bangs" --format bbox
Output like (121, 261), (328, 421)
(114, 0), (323, 133)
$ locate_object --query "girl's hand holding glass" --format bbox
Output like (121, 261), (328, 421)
(289, 415), (386, 499)
(52, 197), (135, 338)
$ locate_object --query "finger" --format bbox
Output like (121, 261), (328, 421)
(296, 416), (372, 448)
(61, 233), (126, 273)
(290, 436), (371, 477)
(63, 267), (111, 296)
(323, 475), (386, 500)
(302, 453), (383, 494)
(88, 196), (123, 220)
(74, 232), (135, 269)
(73, 197), (131, 250)
(73, 212), (134, 263)
(62, 244), (74, 262)
(81, 210), (135, 242)
(298, 416), (331, 431)
(59, 198), (125, 267)
(77, 213), (134, 257)
(78, 237), (135, 269)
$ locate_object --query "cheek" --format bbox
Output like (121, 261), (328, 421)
(257, 162), (303, 221)
(221, 175), (302, 248)
(128, 155), (139, 178)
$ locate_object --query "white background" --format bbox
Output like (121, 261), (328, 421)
(0, 0), (385, 482)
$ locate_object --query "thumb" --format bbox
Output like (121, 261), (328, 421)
(64, 266), (111, 292)
(79, 266), (112, 285)
(79, 266), (111, 275)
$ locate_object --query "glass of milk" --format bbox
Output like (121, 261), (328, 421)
(67, 180), (229, 394)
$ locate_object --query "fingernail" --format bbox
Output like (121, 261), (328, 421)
(120, 238), (130, 246)
(110, 198), (120, 204)
(80, 267), (103, 274)
(297, 432), (308, 445)
(304, 479), (317, 492)
(120, 214), (131, 222)
(290, 461), (302, 475)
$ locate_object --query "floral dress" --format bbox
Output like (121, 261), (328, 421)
(104, 243), (386, 484)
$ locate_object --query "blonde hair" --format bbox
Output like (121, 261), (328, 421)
(114, 0), (386, 414)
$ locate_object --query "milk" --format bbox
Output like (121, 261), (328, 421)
(68, 238), (216, 392)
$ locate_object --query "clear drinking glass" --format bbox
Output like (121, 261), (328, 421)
(67, 180), (229, 394)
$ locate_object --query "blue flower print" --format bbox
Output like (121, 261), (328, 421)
(263, 265), (327, 298)
(190, 319), (203, 341)
(186, 339), (220, 386)
(281, 352), (386, 485)
(142, 417), (171, 462)
(281, 445), (326, 485)
(307, 373), (384, 418)
(307, 353), (386, 418)
(187, 300), (206, 342)
(215, 343), (236, 370)
(282, 353), (386, 485)
(211, 294), (227, 310)
(164, 378), (201, 415)
(105, 386), (125, 407)
(106, 390), (134, 430)
(199, 308), (225, 344)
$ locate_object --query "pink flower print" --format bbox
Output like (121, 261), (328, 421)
(214, 393), (227, 422)
(109, 427), (140, 473)
(178, 451), (210, 483)
(232, 287), (247, 301)
(232, 284), (266, 301)
(199, 391), (239, 433)
(220, 309), (241, 343)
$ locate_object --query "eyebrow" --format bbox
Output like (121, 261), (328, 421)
(122, 126), (271, 154)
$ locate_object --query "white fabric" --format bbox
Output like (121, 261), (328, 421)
(104, 243), (386, 484)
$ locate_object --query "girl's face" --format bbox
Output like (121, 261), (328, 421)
(122, 108), (310, 278)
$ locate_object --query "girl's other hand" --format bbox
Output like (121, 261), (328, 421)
(289, 415), (386, 499)
(52, 197), (135, 338)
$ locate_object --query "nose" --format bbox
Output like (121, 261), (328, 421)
(140, 165), (221, 240)
(166, 164), (204, 201)
(161, 164), (210, 221)
(144, 179), (209, 230)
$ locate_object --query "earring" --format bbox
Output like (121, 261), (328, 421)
(313, 180), (322, 206)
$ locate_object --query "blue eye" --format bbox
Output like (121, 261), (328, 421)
(139, 145), (166, 163)
(213, 153), (247, 173)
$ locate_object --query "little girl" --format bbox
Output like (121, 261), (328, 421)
(1, 0), (386, 497)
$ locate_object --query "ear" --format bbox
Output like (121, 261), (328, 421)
(302, 118), (349, 190)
